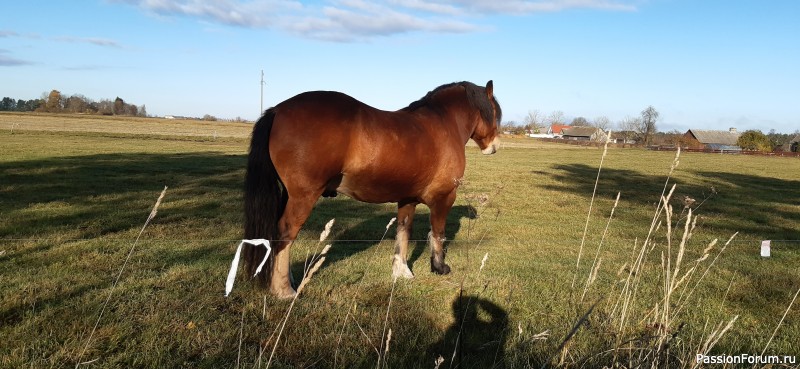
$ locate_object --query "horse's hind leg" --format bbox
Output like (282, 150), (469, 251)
(272, 193), (318, 298)
(429, 191), (457, 275)
(392, 201), (417, 279)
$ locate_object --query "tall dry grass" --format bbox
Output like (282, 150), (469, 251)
(74, 186), (167, 368)
(553, 146), (755, 368)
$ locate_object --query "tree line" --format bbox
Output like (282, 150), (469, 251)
(502, 106), (798, 151)
(0, 90), (147, 117)
(503, 105), (661, 145)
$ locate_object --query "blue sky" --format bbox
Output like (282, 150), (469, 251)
(2, 0), (799, 133)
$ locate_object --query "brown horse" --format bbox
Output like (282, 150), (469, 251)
(244, 80), (502, 298)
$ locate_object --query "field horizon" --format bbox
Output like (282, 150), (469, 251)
(2, 113), (799, 368)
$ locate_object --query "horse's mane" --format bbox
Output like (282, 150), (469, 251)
(402, 81), (502, 126)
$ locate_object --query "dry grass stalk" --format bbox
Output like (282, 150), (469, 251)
(74, 186), (167, 368)
(377, 277), (398, 369)
(333, 216), (396, 367)
(690, 315), (739, 369)
(672, 233), (736, 319)
(434, 355), (445, 369)
(759, 286), (800, 358)
(265, 219), (335, 369)
(265, 245), (330, 368)
(236, 307), (245, 369)
(543, 298), (601, 369)
(384, 329), (392, 360)
(572, 132), (612, 289)
(333, 303), (355, 368)
(611, 182), (678, 337)
(581, 191), (620, 302)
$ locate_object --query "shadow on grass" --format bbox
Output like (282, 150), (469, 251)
(534, 163), (800, 240)
(0, 152), (246, 239)
(294, 203), (477, 280)
(429, 294), (509, 369)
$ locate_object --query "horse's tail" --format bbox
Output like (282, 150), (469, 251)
(244, 108), (287, 285)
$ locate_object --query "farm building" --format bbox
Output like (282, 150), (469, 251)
(791, 134), (800, 152)
(683, 128), (741, 150)
(547, 124), (571, 137)
(561, 127), (608, 142)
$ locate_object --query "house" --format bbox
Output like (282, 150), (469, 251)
(683, 128), (741, 150)
(790, 134), (800, 152)
(561, 127), (608, 142)
(547, 124), (571, 137)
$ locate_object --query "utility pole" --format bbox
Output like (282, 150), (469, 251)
(260, 70), (265, 116)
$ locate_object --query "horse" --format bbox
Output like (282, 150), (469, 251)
(244, 80), (502, 298)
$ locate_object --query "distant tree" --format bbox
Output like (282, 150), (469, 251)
(15, 98), (42, 112)
(593, 116), (611, 132)
(765, 128), (792, 150)
(640, 106), (659, 145)
(661, 129), (690, 147)
(570, 116), (590, 126)
(0, 97), (16, 111)
(202, 114), (218, 121)
(64, 94), (89, 113)
(96, 99), (114, 115)
(737, 130), (773, 152)
(523, 110), (544, 133)
(113, 97), (125, 115)
(137, 104), (148, 117)
(43, 90), (64, 113)
(125, 104), (138, 116)
(618, 116), (643, 143)
(546, 110), (565, 126)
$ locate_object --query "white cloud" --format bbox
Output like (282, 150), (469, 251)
(442, 0), (637, 13)
(121, 0), (639, 41)
(54, 36), (123, 48)
(0, 49), (34, 66)
(0, 30), (21, 37)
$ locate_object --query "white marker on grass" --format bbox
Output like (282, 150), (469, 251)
(225, 239), (272, 297)
(761, 240), (771, 257)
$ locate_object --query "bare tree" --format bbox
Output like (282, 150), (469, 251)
(523, 110), (544, 133)
(570, 116), (590, 126)
(618, 116), (643, 143)
(640, 106), (659, 145)
(546, 110), (566, 126)
(593, 116), (611, 132)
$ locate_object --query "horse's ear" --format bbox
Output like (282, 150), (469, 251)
(485, 80), (494, 99)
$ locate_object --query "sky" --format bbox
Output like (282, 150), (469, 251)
(1, 0), (799, 133)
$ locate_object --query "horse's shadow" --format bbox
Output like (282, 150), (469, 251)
(290, 202), (477, 280)
(429, 294), (509, 368)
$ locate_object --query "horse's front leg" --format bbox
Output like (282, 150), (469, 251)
(392, 201), (417, 279)
(429, 191), (457, 275)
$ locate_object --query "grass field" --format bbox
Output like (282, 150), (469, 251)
(1, 112), (799, 368)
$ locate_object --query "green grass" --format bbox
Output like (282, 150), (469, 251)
(1, 115), (799, 368)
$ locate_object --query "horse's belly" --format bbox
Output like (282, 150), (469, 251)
(335, 175), (416, 204)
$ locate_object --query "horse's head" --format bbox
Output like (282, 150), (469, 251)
(469, 80), (502, 155)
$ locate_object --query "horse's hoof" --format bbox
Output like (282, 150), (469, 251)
(430, 259), (451, 275)
(392, 259), (415, 279)
(272, 286), (298, 300)
(393, 255), (415, 279)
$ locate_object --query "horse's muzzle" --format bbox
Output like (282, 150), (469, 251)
(481, 137), (500, 155)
